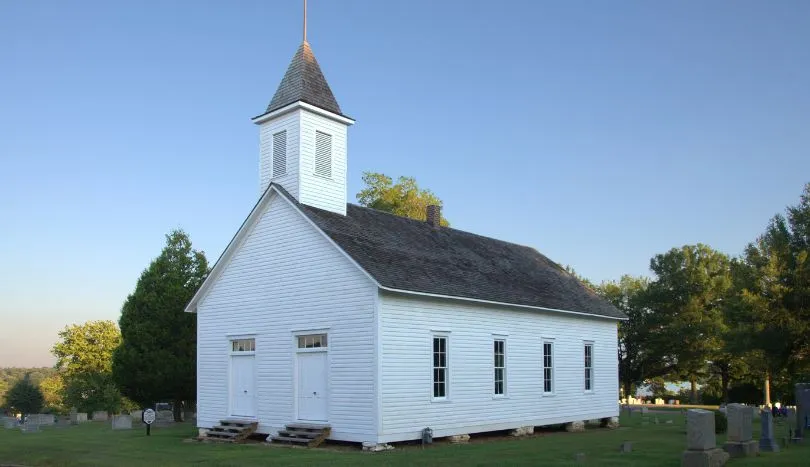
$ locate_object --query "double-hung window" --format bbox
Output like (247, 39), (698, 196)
(432, 336), (448, 399)
(543, 341), (554, 394)
(493, 339), (505, 396)
(584, 343), (594, 391)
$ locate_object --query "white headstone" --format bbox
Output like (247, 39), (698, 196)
(111, 415), (133, 430)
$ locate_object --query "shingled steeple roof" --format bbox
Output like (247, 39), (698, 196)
(264, 41), (343, 116)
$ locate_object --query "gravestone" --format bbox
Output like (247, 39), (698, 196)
(71, 412), (88, 424)
(21, 420), (40, 433)
(681, 409), (729, 467)
(155, 409), (174, 426)
(795, 383), (810, 439)
(787, 408), (799, 442)
(759, 410), (780, 452)
(111, 414), (133, 430)
(723, 404), (758, 457)
(55, 415), (72, 428)
(92, 411), (108, 422)
(130, 410), (143, 421)
(26, 414), (54, 426)
(620, 441), (633, 453)
(183, 410), (196, 422)
(3, 417), (17, 429)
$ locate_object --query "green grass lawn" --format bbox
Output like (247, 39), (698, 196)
(0, 412), (805, 466)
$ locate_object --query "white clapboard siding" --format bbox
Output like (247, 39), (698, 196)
(378, 292), (619, 443)
(298, 110), (347, 215)
(259, 111), (299, 197)
(196, 193), (377, 442)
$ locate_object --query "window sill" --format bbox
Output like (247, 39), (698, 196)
(542, 392), (555, 397)
(492, 396), (509, 400)
(430, 398), (451, 404)
(312, 173), (333, 180)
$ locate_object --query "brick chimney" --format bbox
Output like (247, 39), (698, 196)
(426, 205), (441, 227)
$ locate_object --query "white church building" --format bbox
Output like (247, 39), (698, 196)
(186, 35), (627, 445)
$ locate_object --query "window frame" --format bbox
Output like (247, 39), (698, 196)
(542, 340), (555, 396)
(272, 130), (287, 177)
(229, 336), (256, 356)
(431, 333), (450, 402)
(584, 341), (594, 393)
(314, 130), (332, 179)
(493, 337), (506, 398)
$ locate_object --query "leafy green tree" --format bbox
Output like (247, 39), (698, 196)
(113, 229), (208, 421)
(63, 372), (123, 414)
(736, 183), (810, 403)
(646, 244), (732, 403)
(39, 374), (65, 413)
(596, 275), (664, 398)
(5, 376), (44, 416)
(51, 320), (123, 413)
(356, 172), (450, 226)
(52, 321), (121, 377)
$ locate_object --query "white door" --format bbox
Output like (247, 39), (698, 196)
(230, 355), (256, 417)
(297, 352), (328, 421)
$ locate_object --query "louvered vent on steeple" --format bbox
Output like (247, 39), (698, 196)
(315, 131), (332, 178)
(272, 131), (287, 177)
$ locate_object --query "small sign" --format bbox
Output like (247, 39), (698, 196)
(143, 409), (156, 425)
(143, 408), (156, 436)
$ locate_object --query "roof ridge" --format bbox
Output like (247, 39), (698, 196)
(346, 202), (545, 254)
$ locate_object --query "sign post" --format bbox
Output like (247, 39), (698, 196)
(143, 408), (156, 436)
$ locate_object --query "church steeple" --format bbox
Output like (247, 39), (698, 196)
(264, 41), (343, 117)
(251, 7), (354, 215)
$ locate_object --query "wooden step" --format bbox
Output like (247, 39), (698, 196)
(205, 431), (238, 438)
(285, 422), (330, 431)
(271, 424), (331, 448)
(271, 436), (312, 444)
(202, 419), (259, 443)
(278, 429), (320, 438)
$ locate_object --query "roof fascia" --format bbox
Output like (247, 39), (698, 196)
(251, 101), (355, 126)
(377, 286), (628, 321)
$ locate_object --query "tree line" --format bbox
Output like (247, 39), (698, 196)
(591, 183), (810, 405)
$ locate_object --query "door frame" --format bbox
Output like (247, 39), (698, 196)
(292, 330), (330, 422)
(228, 335), (257, 419)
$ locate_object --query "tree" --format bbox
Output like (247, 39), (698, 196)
(51, 320), (123, 413)
(356, 172), (450, 226)
(737, 183), (810, 403)
(39, 374), (65, 412)
(113, 229), (209, 421)
(596, 275), (663, 398)
(5, 376), (44, 416)
(52, 321), (121, 377)
(646, 244), (732, 403)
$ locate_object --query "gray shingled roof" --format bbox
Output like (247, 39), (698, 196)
(277, 188), (625, 320)
(264, 41), (342, 116)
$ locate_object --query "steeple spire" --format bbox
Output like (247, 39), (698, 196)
(263, 41), (343, 116)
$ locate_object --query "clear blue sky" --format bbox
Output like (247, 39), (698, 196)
(2, 0), (808, 367)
